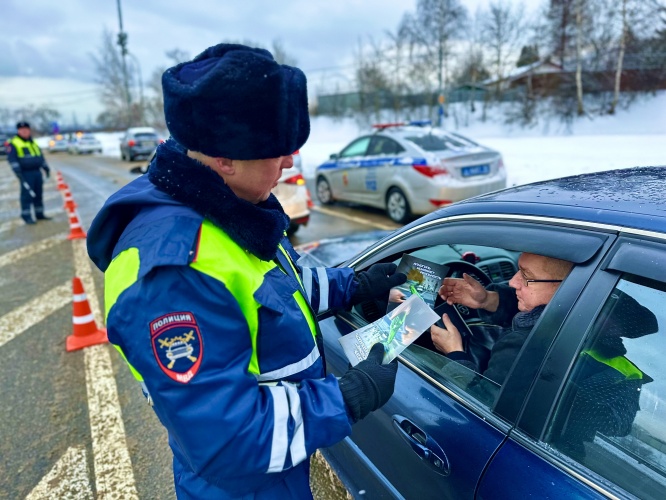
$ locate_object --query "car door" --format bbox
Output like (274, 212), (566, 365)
(329, 136), (372, 202)
(319, 215), (613, 499)
(348, 136), (405, 207)
(477, 234), (666, 499)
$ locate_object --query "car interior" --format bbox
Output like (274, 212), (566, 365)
(328, 221), (666, 498)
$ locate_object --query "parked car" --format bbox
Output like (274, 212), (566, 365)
(47, 134), (70, 153)
(68, 133), (103, 154)
(315, 121), (506, 223)
(274, 151), (311, 235)
(120, 127), (161, 161)
(129, 148), (310, 235)
(317, 166), (666, 500)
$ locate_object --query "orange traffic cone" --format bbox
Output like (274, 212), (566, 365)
(306, 188), (314, 209)
(57, 177), (68, 190)
(67, 210), (87, 240)
(66, 277), (108, 352)
(62, 187), (78, 212)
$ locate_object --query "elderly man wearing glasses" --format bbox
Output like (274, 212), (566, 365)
(431, 252), (573, 386)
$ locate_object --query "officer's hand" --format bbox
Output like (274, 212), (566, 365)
(351, 263), (407, 305)
(44, 168), (50, 179)
(338, 343), (398, 423)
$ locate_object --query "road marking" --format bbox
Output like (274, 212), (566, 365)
(0, 282), (71, 348)
(72, 239), (139, 499)
(26, 446), (93, 500)
(310, 205), (399, 230)
(0, 233), (67, 269)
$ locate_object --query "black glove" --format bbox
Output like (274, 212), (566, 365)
(351, 263), (407, 305)
(338, 343), (398, 423)
(43, 167), (50, 178)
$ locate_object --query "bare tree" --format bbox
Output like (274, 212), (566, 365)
(547, 0), (575, 68)
(271, 39), (298, 66)
(574, 0), (585, 115)
(400, 0), (468, 115)
(145, 49), (190, 130)
(353, 38), (392, 125)
(91, 29), (141, 128)
(482, 0), (525, 99)
(609, 0), (628, 114)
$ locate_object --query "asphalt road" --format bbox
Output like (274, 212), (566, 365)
(0, 152), (399, 499)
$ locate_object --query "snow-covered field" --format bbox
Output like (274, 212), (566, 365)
(42, 92), (666, 188)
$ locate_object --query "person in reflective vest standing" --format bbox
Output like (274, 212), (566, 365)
(87, 43), (406, 499)
(6, 121), (51, 224)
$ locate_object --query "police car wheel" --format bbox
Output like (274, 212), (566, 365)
(386, 188), (411, 223)
(316, 177), (334, 205)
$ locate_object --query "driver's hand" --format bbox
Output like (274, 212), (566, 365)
(439, 273), (488, 309)
(389, 288), (406, 304)
(431, 314), (464, 354)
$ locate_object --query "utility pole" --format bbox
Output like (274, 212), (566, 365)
(116, 0), (132, 126)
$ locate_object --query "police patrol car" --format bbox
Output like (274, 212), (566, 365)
(314, 121), (506, 223)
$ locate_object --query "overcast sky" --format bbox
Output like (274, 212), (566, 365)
(0, 0), (525, 122)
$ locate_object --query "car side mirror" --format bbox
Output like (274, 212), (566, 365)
(329, 153), (339, 160)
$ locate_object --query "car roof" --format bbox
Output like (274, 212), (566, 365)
(126, 127), (157, 134)
(421, 166), (666, 234)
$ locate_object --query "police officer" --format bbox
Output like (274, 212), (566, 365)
(6, 121), (51, 224)
(87, 43), (406, 499)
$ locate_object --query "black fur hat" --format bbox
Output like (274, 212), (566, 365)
(162, 43), (310, 160)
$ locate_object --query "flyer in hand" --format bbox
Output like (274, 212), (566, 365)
(339, 294), (440, 366)
(387, 254), (449, 313)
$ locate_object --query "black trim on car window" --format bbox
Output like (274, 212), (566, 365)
(605, 235), (666, 283)
(349, 221), (610, 272)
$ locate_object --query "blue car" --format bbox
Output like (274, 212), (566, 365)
(318, 166), (666, 499)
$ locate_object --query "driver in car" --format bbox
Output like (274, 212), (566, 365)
(430, 252), (573, 386)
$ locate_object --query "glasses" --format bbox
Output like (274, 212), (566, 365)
(518, 270), (562, 287)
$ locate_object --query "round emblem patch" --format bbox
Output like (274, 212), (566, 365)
(150, 312), (203, 383)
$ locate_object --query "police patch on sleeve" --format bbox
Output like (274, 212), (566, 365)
(150, 312), (203, 383)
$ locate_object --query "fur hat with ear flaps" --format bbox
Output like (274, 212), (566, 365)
(162, 43), (310, 160)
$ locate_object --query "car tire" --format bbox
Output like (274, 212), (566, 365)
(121, 151), (126, 161)
(316, 176), (334, 205)
(386, 187), (411, 223)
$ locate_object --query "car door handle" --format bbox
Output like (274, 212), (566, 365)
(392, 415), (451, 476)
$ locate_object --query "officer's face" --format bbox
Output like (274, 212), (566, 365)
(17, 127), (31, 139)
(225, 155), (294, 204)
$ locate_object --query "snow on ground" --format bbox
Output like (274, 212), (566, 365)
(301, 91), (666, 186)
(39, 91), (666, 188)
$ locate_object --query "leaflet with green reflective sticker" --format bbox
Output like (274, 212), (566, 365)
(339, 295), (440, 366)
(387, 254), (449, 314)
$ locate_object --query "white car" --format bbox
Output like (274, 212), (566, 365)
(68, 133), (103, 154)
(273, 151), (311, 235)
(315, 121), (507, 223)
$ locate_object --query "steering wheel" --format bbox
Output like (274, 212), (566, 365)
(442, 260), (493, 322)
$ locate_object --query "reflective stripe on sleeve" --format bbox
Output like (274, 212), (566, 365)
(267, 386), (289, 473)
(283, 382), (306, 466)
(302, 267), (313, 302)
(255, 345), (320, 382)
(316, 267), (329, 313)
